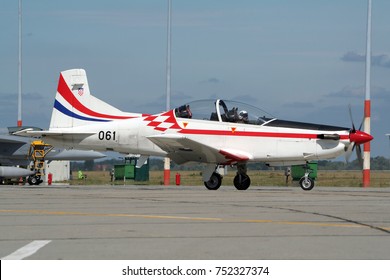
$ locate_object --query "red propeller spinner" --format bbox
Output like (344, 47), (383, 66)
(349, 130), (373, 145)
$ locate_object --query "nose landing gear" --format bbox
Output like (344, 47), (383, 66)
(298, 165), (315, 191)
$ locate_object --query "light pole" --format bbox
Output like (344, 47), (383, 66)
(164, 0), (172, 186)
(363, 0), (372, 187)
(386, 134), (390, 170)
(18, 0), (23, 127)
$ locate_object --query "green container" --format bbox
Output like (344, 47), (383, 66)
(114, 158), (149, 181)
(291, 162), (318, 181)
(134, 161), (149, 181)
(114, 164), (135, 180)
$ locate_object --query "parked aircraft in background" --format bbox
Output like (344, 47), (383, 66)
(0, 127), (106, 184)
(15, 69), (373, 190)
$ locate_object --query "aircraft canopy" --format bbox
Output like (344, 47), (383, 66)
(174, 99), (276, 125)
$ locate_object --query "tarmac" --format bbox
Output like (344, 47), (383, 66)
(0, 184), (390, 260)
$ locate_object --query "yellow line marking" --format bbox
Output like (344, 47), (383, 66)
(0, 209), (222, 222)
(243, 219), (361, 228)
(0, 209), (385, 230)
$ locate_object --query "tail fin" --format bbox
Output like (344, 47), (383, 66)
(50, 69), (136, 129)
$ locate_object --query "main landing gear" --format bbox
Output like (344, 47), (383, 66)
(204, 172), (222, 190)
(203, 163), (251, 191)
(233, 163), (251, 190)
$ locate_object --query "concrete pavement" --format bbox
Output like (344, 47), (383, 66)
(1, 185), (389, 259)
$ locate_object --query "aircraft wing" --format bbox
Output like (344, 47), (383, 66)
(147, 134), (251, 165)
(0, 135), (29, 163)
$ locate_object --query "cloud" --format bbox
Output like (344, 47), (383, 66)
(282, 101), (314, 108)
(341, 51), (365, 62)
(326, 85), (390, 101)
(326, 86), (365, 99)
(0, 92), (50, 128)
(132, 91), (194, 114)
(231, 94), (258, 104)
(341, 51), (390, 68)
(199, 78), (220, 84)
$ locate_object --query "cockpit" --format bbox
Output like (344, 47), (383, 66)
(174, 99), (276, 125)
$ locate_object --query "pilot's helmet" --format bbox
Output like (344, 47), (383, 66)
(239, 110), (248, 121)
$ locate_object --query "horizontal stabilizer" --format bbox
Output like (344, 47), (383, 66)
(13, 128), (95, 137)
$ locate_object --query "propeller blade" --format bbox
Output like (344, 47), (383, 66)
(356, 144), (363, 169)
(345, 143), (354, 163)
(348, 104), (356, 132)
(358, 115), (364, 131)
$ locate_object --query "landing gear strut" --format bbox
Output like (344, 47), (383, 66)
(233, 163), (251, 190)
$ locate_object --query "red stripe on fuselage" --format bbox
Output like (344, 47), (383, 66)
(57, 74), (133, 120)
(179, 128), (349, 140)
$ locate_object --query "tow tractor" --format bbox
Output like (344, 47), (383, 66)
(27, 140), (53, 185)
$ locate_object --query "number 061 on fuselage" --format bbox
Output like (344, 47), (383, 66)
(15, 69), (373, 191)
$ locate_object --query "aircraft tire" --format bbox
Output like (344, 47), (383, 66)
(204, 172), (222, 190)
(233, 174), (251, 190)
(27, 175), (41, 186)
(299, 177), (314, 191)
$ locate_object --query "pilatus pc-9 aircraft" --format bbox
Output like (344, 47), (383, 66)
(15, 69), (373, 190)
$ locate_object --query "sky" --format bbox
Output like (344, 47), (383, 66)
(1, 0), (389, 159)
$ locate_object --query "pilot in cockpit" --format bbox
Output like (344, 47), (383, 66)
(175, 104), (192, 119)
(238, 110), (248, 123)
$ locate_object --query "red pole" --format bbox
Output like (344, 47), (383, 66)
(164, 157), (170, 186)
(363, 0), (372, 188)
(363, 100), (370, 187)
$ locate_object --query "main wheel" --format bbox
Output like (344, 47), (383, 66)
(27, 175), (42, 185)
(233, 174), (251, 190)
(204, 172), (222, 190)
(299, 177), (314, 191)
(28, 175), (37, 185)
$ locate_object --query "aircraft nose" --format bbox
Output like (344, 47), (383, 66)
(349, 130), (374, 145)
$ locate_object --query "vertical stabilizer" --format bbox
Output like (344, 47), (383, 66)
(49, 69), (136, 129)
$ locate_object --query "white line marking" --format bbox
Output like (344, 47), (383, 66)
(1, 240), (52, 260)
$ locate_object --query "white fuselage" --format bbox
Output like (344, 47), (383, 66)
(44, 111), (349, 166)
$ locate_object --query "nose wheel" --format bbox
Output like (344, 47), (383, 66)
(299, 176), (314, 191)
(298, 164), (315, 191)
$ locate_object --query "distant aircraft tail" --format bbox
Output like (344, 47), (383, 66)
(49, 69), (137, 129)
